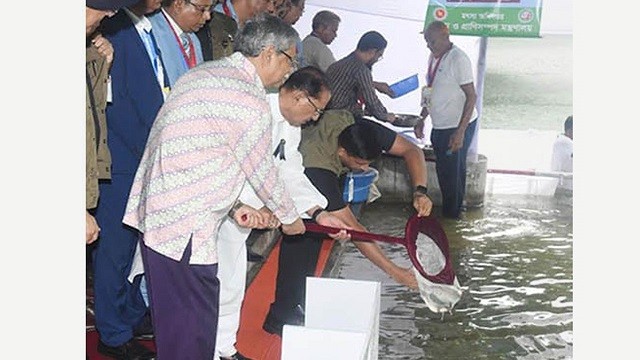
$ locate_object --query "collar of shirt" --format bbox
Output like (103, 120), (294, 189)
(161, 7), (185, 38)
(268, 95), (286, 125)
(123, 7), (153, 34)
(213, 0), (238, 23)
(346, 51), (365, 66)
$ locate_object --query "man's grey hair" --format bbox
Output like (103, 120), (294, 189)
(234, 13), (300, 57)
(312, 10), (341, 31)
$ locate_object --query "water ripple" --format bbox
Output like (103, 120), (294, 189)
(337, 194), (573, 359)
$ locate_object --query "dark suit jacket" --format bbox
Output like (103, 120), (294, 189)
(102, 11), (165, 176)
(94, 11), (167, 273)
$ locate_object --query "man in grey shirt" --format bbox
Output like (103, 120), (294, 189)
(301, 10), (340, 72)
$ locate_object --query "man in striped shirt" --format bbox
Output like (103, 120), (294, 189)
(325, 30), (397, 123)
(123, 14), (305, 359)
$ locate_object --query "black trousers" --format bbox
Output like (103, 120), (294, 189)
(267, 231), (325, 325)
(430, 120), (477, 218)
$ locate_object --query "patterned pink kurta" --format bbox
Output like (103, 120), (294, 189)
(123, 53), (299, 265)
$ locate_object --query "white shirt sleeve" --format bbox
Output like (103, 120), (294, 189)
(278, 122), (328, 217)
(453, 50), (475, 86)
(269, 94), (328, 217)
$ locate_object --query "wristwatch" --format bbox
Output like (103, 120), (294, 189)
(311, 208), (324, 222)
(228, 200), (245, 219)
(414, 185), (429, 197)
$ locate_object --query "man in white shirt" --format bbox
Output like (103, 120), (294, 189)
(551, 115), (573, 194)
(416, 20), (478, 219)
(214, 66), (350, 360)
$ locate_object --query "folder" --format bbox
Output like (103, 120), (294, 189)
(389, 74), (419, 99)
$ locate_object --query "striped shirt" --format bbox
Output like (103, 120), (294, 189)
(123, 52), (299, 265)
(325, 52), (389, 121)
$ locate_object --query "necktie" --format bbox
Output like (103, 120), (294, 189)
(179, 33), (191, 54)
(141, 28), (159, 76)
(179, 32), (197, 68)
(141, 28), (168, 93)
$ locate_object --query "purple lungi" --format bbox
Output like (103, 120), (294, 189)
(141, 238), (220, 360)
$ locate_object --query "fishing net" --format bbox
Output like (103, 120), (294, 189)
(305, 214), (463, 314)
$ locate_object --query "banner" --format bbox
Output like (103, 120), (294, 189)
(424, 0), (543, 38)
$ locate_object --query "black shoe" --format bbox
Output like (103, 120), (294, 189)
(262, 314), (284, 337)
(220, 352), (253, 360)
(262, 309), (303, 337)
(262, 310), (284, 336)
(97, 338), (156, 360)
(133, 312), (154, 340)
(247, 249), (264, 262)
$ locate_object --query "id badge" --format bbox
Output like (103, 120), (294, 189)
(106, 75), (113, 103)
(421, 86), (432, 110)
(162, 86), (171, 100)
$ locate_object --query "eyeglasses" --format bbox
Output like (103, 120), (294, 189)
(188, 1), (212, 14)
(279, 50), (298, 69)
(306, 96), (324, 119)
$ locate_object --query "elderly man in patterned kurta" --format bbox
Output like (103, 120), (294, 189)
(123, 14), (305, 360)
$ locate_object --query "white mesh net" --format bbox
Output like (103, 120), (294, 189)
(413, 233), (463, 314)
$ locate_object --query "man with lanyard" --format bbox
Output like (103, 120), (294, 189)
(86, 1), (159, 358)
(148, 0), (211, 87)
(93, 1), (171, 357)
(415, 20), (478, 219)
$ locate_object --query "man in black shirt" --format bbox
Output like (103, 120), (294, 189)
(263, 109), (432, 336)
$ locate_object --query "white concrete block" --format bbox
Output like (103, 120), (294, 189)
(282, 277), (381, 360)
(281, 325), (369, 360)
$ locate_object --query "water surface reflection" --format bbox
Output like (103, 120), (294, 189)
(334, 195), (573, 359)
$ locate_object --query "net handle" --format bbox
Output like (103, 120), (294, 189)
(305, 220), (433, 280)
(304, 222), (406, 245)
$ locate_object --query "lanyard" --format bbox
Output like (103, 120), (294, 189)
(427, 55), (443, 87)
(161, 11), (197, 69)
(222, 0), (232, 17)
(427, 46), (452, 87)
(221, 0), (240, 24)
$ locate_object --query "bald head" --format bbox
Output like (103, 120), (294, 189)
(425, 20), (449, 36)
(423, 20), (451, 58)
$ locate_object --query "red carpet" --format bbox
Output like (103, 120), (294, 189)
(86, 331), (156, 360)
(235, 237), (335, 360)
(86, 237), (334, 359)
(85, 273), (156, 359)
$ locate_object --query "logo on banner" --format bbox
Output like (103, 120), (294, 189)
(433, 7), (447, 21)
(518, 8), (534, 23)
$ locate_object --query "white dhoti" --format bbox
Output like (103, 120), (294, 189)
(213, 216), (252, 359)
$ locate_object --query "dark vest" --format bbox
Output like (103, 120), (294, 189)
(196, 11), (238, 61)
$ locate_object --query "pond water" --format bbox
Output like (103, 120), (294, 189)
(333, 194), (573, 359)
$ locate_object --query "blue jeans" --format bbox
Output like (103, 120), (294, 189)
(430, 120), (477, 218)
